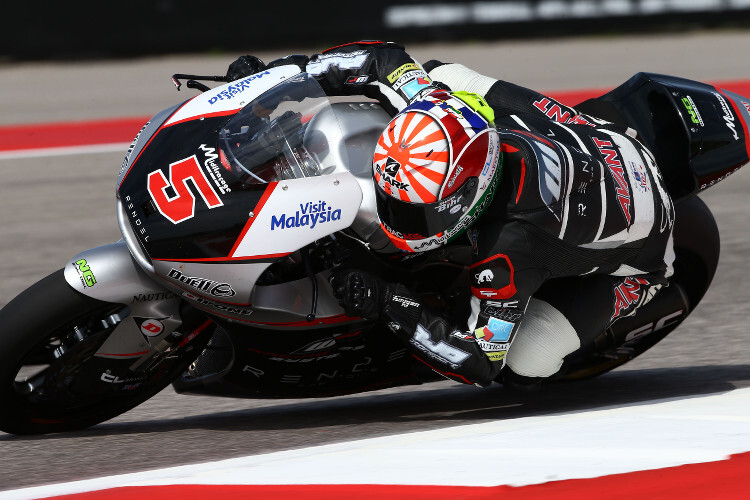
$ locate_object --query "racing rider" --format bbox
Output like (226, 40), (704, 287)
(226, 42), (675, 388)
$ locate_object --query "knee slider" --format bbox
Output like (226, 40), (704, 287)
(505, 298), (581, 378)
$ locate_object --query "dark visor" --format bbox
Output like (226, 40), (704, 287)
(375, 178), (479, 240)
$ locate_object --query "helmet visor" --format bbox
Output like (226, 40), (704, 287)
(375, 177), (479, 240)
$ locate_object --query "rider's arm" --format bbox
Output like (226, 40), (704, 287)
(423, 61), (607, 126)
(332, 219), (547, 387)
(379, 220), (548, 386)
(228, 42), (438, 115)
(303, 41), (437, 114)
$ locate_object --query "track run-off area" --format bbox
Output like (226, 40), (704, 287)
(2, 31), (750, 498)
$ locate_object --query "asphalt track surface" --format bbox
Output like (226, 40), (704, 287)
(2, 31), (750, 492)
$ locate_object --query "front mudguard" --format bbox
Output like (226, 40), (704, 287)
(63, 240), (201, 360)
(64, 239), (167, 303)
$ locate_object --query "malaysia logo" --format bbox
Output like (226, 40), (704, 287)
(270, 200), (342, 231)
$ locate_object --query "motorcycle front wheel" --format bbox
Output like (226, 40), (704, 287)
(0, 269), (210, 435)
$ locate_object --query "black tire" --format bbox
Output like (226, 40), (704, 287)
(0, 269), (211, 435)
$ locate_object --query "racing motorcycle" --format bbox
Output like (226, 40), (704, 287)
(0, 65), (746, 435)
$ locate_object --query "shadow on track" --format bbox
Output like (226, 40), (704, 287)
(5, 364), (749, 442)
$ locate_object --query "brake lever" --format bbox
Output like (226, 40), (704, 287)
(171, 73), (229, 92)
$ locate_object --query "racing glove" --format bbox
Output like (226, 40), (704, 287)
(306, 41), (438, 115)
(226, 43), (438, 114)
(226, 55), (266, 81)
(329, 269), (394, 319)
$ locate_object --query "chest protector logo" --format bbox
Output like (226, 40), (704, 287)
(475, 269), (494, 284)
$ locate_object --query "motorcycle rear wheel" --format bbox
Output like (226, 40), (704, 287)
(0, 269), (209, 435)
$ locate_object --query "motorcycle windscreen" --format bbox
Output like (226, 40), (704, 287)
(218, 75), (335, 184)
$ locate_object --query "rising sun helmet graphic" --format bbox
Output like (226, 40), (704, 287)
(373, 90), (502, 253)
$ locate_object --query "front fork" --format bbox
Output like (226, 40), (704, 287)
(63, 240), (208, 371)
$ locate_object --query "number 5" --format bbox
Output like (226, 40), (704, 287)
(147, 155), (223, 224)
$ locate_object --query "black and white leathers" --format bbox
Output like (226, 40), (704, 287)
(377, 64), (675, 385)
(280, 42), (676, 385)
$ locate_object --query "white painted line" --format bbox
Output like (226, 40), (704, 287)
(0, 143), (130, 160)
(3, 387), (750, 499)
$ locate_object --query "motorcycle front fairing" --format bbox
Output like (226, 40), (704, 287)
(63, 68), (365, 364)
(115, 69), (363, 321)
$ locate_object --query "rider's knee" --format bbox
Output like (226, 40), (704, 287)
(505, 298), (581, 379)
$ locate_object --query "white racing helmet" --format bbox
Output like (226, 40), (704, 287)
(373, 90), (502, 253)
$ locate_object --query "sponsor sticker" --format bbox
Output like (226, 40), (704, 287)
(182, 292), (253, 315)
(131, 292), (176, 303)
(411, 324), (470, 369)
(451, 331), (476, 342)
(436, 196), (460, 213)
(474, 317), (514, 343)
(486, 317), (514, 342)
(475, 269), (494, 285)
(346, 75), (370, 85)
(208, 71), (270, 105)
(387, 63), (420, 83)
(100, 370), (147, 385)
(391, 70), (427, 89)
(533, 97), (592, 126)
(168, 268), (236, 297)
(119, 121), (149, 177)
(629, 161), (650, 193)
(593, 137), (632, 225)
(681, 95), (704, 126)
(401, 77), (432, 100)
(391, 69), (431, 93)
(486, 351), (507, 362)
(135, 317), (168, 339)
(611, 277), (649, 320)
(447, 165), (463, 189)
(712, 91), (740, 140)
(74, 259), (97, 288)
(270, 200), (342, 231)
(199, 144), (231, 194)
(481, 306), (522, 323)
(376, 157), (410, 191)
(391, 295), (421, 309)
